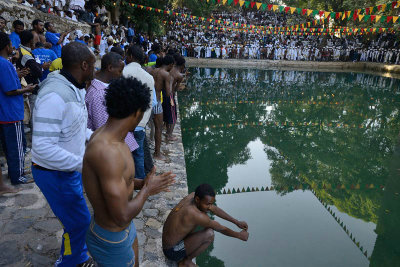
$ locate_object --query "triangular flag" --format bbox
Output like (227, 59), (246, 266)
(376, 15), (381, 22)
(261, 3), (267, 10)
(359, 14), (364, 21)
(393, 16), (399, 23)
(324, 11), (330, 18)
(244, 1), (250, 8)
(387, 16), (393, 22)
(256, 2), (262, 9)
(290, 7), (296, 14)
(250, 1), (255, 8)
(272, 5), (278, 11)
(239, 0), (245, 7)
(307, 9), (313, 16)
(223, 0), (227, 4)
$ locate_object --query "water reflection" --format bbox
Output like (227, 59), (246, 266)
(178, 68), (400, 267)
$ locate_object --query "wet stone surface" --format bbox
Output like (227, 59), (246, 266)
(0, 116), (188, 266)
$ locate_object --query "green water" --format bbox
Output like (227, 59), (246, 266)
(178, 68), (400, 267)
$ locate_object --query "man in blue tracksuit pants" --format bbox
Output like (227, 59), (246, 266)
(31, 42), (96, 266)
(0, 32), (35, 190)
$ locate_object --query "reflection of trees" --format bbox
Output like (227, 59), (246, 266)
(179, 68), (400, 264)
(180, 67), (400, 212)
(196, 243), (225, 267)
(370, 136), (400, 266)
(181, 100), (265, 192)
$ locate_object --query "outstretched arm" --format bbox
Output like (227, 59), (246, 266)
(195, 211), (249, 241)
(209, 205), (248, 231)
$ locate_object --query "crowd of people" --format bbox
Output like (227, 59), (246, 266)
(0, 5), (250, 266)
(2, 1), (399, 266)
(160, 8), (400, 64)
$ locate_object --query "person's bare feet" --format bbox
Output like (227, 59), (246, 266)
(166, 135), (178, 142)
(0, 184), (21, 196)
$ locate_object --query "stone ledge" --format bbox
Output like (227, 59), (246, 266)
(186, 58), (400, 78)
(0, 0), (91, 33)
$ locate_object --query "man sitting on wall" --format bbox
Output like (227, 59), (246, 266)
(162, 184), (249, 267)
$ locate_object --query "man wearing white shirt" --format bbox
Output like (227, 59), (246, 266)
(31, 42), (96, 266)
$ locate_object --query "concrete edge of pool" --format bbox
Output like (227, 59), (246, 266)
(185, 58), (400, 79)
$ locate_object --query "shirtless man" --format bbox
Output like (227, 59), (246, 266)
(83, 77), (176, 267)
(165, 54), (186, 141)
(31, 19), (46, 45)
(162, 184), (249, 267)
(150, 55), (174, 160)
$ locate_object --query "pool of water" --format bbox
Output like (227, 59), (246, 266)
(178, 68), (400, 267)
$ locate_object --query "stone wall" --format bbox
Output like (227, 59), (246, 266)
(186, 58), (400, 78)
(0, 0), (90, 34)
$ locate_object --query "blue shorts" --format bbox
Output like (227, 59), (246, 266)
(86, 219), (136, 267)
(163, 240), (187, 262)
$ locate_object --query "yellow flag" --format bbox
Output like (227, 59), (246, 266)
(346, 11), (351, 17)
(307, 22), (311, 27)
(223, 0), (227, 4)
(324, 11), (330, 18)
(373, 28), (377, 33)
(273, 5), (278, 11)
(342, 12), (346, 20)
(239, 0), (245, 7)
(256, 2), (262, 9)
(394, 16), (399, 23)
(307, 9), (312, 16)
(382, 4), (386, 11)
(290, 7), (296, 14)
(376, 15), (381, 22)
(357, 9), (361, 14)
(397, 2), (400, 8)
(358, 14), (364, 21)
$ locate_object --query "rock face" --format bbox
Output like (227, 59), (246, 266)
(0, 0), (90, 34)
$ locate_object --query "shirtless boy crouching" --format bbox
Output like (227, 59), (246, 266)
(162, 184), (249, 267)
(82, 77), (176, 267)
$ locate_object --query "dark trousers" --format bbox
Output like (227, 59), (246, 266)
(0, 121), (26, 184)
(132, 130), (145, 179)
(143, 134), (153, 176)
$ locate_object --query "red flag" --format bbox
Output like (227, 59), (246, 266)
(377, 5), (382, 11)
(336, 12), (340, 19)
(268, 4), (273, 10)
(371, 15), (376, 21)
(319, 10), (324, 17)
(284, 6), (290, 13)
(234, 0), (239, 5)
(302, 9), (307, 15)
(387, 16), (393, 22)
(251, 1), (255, 8)
(392, 1), (397, 9)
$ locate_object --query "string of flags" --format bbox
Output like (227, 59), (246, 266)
(129, 2), (399, 34)
(202, 0), (400, 24)
(181, 119), (377, 132)
(216, 183), (384, 195)
(163, 20), (396, 35)
(180, 99), (371, 107)
(311, 190), (370, 260)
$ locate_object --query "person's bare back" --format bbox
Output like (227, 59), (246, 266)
(83, 127), (135, 231)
